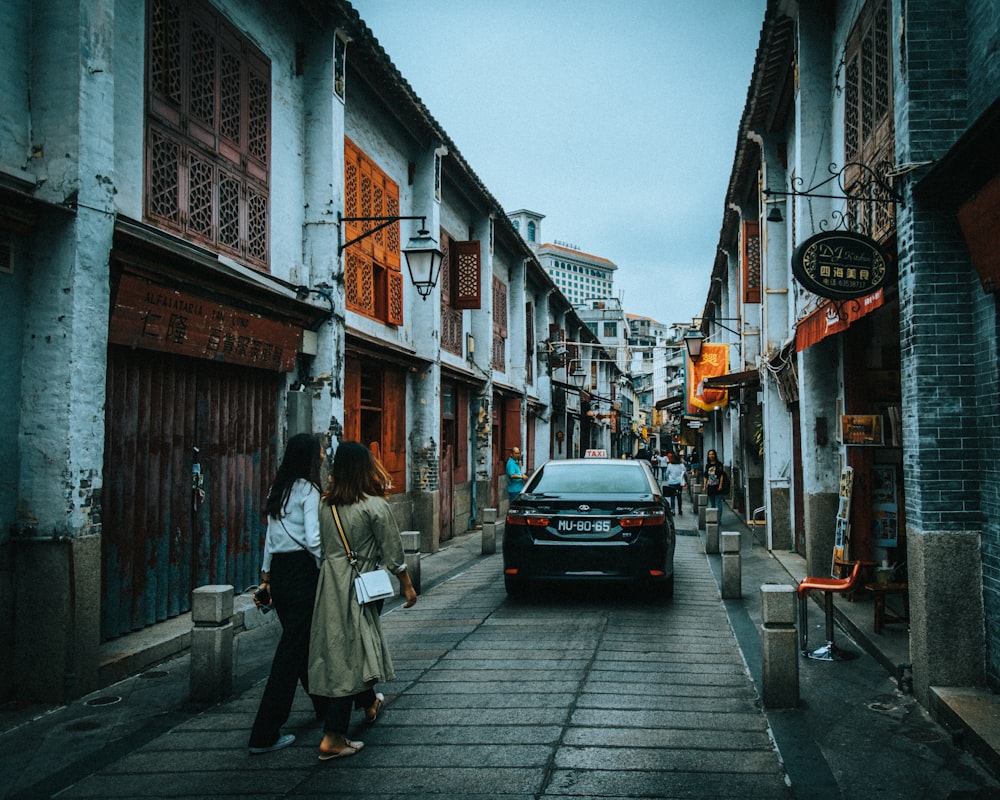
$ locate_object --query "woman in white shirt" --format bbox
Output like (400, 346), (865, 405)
(248, 433), (325, 754)
(664, 452), (688, 516)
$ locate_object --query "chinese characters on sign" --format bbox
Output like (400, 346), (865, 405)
(109, 274), (300, 371)
(792, 230), (892, 300)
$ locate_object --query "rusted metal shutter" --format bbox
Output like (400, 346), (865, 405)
(102, 346), (279, 640)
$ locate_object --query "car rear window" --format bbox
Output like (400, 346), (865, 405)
(529, 464), (651, 494)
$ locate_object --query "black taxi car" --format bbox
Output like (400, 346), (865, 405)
(502, 457), (676, 599)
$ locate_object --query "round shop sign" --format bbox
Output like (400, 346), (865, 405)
(792, 230), (892, 300)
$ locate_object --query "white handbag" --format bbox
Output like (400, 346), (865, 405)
(352, 568), (395, 604)
(331, 505), (395, 605)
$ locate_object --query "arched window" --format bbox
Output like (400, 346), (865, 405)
(527, 221), (536, 242)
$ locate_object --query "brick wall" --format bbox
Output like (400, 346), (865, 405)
(902, 0), (1000, 689)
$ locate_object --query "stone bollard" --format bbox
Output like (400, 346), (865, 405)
(697, 494), (708, 530)
(400, 530), (421, 595)
(705, 507), (720, 554)
(721, 531), (741, 598)
(190, 585), (234, 703)
(482, 508), (498, 555)
(760, 584), (799, 708)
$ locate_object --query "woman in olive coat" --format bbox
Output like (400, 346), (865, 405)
(308, 441), (417, 760)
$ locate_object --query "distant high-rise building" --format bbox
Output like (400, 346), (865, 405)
(507, 209), (617, 308)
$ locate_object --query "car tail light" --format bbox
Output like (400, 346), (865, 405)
(648, 569), (666, 577)
(505, 510), (550, 527)
(505, 568), (519, 575)
(619, 510), (666, 528)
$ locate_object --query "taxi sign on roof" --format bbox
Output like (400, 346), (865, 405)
(584, 449), (608, 458)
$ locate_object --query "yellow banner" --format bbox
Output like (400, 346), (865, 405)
(686, 343), (729, 412)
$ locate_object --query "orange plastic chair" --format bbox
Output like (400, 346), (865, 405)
(797, 560), (863, 661)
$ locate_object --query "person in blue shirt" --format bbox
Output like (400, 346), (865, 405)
(506, 446), (527, 500)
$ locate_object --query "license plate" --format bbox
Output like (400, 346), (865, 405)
(556, 518), (611, 533)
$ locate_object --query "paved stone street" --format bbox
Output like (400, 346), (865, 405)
(5, 515), (1000, 799)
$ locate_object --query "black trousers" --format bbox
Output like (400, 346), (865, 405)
(324, 687), (378, 736)
(248, 550), (325, 748)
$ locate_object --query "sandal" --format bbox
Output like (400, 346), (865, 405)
(318, 739), (364, 761)
(364, 692), (385, 724)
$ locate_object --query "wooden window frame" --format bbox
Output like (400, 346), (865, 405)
(343, 137), (404, 325)
(145, 0), (271, 270)
(843, 0), (895, 241)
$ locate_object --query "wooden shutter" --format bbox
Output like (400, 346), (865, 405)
(742, 220), (761, 303)
(381, 367), (407, 493)
(453, 241), (481, 309)
(343, 357), (362, 441)
(343, 137), (403, 325)
(525, 302), (534, 384)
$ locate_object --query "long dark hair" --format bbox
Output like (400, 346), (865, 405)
(323, 441), (392, 506)
(264, 433), (323, 519)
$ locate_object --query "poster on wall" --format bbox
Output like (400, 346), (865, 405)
(831, 467), (854, 575)
(871, 466), (899, 548)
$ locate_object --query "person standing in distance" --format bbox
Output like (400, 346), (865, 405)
(506, 446), (528, 500)
(702, 449), (729, 513)
(664, 451), (688, 516)
(248, 433), (326, 755)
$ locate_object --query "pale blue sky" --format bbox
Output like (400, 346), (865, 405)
(352, 0), (766, 328)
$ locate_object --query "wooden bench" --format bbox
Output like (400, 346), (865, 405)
(863, 582), (909, 634)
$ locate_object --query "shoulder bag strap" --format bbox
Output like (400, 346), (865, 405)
(331, 505), (361, 575)
(277, 516), (309, 552)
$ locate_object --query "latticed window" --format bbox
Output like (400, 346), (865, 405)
(742, 220), (761, 303)
(440, 228), (481, 353)
(843, 0), (895, 241)
(492, 275), (508, 371)
(343, 137), (403, 325)
(146, 0), (270, 269)
(439, 230), (463, 355)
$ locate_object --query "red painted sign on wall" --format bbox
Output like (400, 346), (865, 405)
(109, 273), (300, 371)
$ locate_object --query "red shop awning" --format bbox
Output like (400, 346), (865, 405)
(795, 288), (885, 352)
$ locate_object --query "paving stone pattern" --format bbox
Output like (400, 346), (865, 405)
(47, 536), (791, 799)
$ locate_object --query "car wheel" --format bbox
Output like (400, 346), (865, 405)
(658, 573), (675, 600)
(504, 573), (526, 597)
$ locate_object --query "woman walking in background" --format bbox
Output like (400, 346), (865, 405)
(664, 452), (688, 516)
(309, 442), (417, 760)
(702, 449), (729, 513)
(248, 433), (326, 755)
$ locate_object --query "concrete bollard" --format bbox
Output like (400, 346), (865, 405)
(190, 585), (234, 703)
(705, 507), (720, 554)
(760, 584), (799, 708)
(482, 508), (498, 555)
(400, 530), (421, 594)
(697, 494), (708, 530)
(721, 531), (741, 598)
